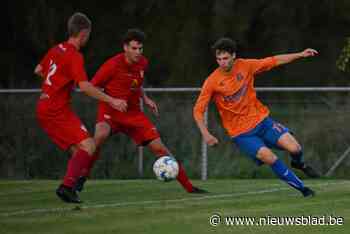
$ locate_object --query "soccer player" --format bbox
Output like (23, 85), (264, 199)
(193, 37), (320, 197)
(35, 12), (126, 203)
(75, 29), (206, 194)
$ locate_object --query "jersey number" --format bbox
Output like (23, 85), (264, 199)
(45, 60), (57, 86)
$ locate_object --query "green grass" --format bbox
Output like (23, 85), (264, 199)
(0, 179), (349, 234)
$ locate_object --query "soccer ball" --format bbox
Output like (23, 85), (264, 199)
(153, 156), (179, 181)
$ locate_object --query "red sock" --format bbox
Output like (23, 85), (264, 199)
(176, 163), (194, 192)
(83, 149), (100, 177)
(63, 149), (91, 188)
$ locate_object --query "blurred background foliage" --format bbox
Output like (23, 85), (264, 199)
(3, 0), (350, 88)
(2, 0), (350, 179)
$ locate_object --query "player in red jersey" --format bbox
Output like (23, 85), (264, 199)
(35, 12), (125, 203)
(74, 29), (207, 193)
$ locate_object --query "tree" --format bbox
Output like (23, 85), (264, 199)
(337, 38), (350, 73)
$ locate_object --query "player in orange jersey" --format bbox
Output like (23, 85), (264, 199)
(194, 37), (320, 197)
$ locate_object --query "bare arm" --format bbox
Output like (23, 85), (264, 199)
(194, 110), (219, 147)
(193, 82), (218, 146)
(195, 117), (210, 139)
(275, 48), (318, 66)
(141, 87), (159, 116)
(79, 81), (127, 112)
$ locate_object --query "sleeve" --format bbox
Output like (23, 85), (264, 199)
(193, 78), (214, 122)
(91, 59), (115, 87)
(246, 56), (278, 75)
(70, 53), (88, 83)
(38, 51), (51, 75)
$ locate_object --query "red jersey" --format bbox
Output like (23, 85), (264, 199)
(91, 53), (148, 111)
(38, 42), (88, 111)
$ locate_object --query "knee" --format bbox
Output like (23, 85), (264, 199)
(78, 138), (96, 155)
(256, 147), (278, 165)
(69, 145), (78, 155)
(289, 143), (302, 155)
(95, 131), (109, 146)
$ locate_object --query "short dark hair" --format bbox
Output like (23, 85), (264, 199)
(67, 12), (91, 37)
(122, 28), (146, 45)
(211, 37), (237, 54)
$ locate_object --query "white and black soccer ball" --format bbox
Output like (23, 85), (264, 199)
(153, 156), (179, 181)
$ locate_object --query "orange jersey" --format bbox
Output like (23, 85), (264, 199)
(193, 57), (278, 137)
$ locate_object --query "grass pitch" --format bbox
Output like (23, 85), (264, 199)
(0, 179), (349, 234)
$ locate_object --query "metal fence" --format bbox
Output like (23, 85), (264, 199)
(1, 87), (350, 180)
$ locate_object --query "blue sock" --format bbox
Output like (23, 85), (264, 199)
(291, 150), (304, 166)
(271, 159), (304, 191)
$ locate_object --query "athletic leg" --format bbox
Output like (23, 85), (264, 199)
(57, 137), (96, 203)
(74, 122), (112, 192)
(277, 133), (320, 178)
(147, 138), (207, 193)
(234, 129), (314, 197)
(257, 146), (314, 197)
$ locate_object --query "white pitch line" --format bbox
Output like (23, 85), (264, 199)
(1, 181), (348, 217)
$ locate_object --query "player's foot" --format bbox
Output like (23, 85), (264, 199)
(301, 187), (315, 197)
(56, 184), (82, 203)
(190, 187), (209, 194)
(74, 176), (87, 192)
(291, 162), (320, 178)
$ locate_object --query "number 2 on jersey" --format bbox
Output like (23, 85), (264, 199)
(45, 60), (57, 86)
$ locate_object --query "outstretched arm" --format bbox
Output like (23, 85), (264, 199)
(79, 81), (127, 112)
(275, 48), (318, 66)
(72, 55), (127, 112)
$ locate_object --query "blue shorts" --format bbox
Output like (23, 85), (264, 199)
(232, 117), (289, 165)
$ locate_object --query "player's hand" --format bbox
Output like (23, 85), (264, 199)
(34, 64), (44, 78)
(109, 98), (127, 112)
(300, 48), (318, 58)
(144, 97), (159, 117)
(204, 133), (219, 146)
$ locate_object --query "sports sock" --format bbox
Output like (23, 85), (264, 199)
(290, 150), (304, 166)
(83, 148), (100, 177)
(63, 149), (91, 188)
(270, 159), (304, 191)
(176, 163), (194, 192)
